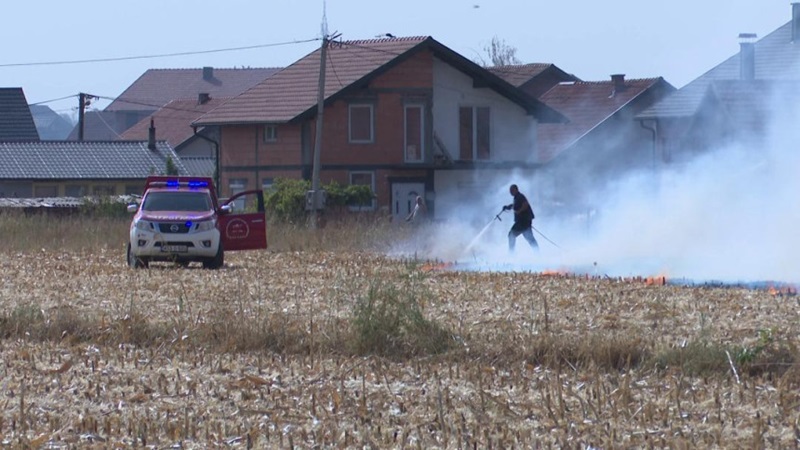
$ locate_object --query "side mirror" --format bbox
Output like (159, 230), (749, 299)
(219, 204), (232, 214)
(126, 204), (138, 213)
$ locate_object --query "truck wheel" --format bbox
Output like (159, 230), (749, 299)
(127, 243), (148, 269)
(203, 243), (224, 270)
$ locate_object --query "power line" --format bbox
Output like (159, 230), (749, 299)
(29, 94), (78, 106)
(0, 38), (320, 68)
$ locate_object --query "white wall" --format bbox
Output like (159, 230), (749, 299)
(432, 58), (538, 162)
(433, 169), (544, 221)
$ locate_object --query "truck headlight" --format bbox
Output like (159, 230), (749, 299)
(134, 219), (153, 231)
(195, 219), (216, 232)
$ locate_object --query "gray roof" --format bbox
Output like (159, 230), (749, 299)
(179, 156), (216, 177)
(0, 88), (39, 140)
(0, 140), (187, 179)
(638, 20), (800, 119)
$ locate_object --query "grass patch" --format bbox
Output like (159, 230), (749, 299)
(349, 277), (454, 358)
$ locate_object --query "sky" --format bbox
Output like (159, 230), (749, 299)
(0, 0), (792, 119)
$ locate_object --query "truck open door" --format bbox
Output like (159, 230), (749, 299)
(218, 190), (267, 251)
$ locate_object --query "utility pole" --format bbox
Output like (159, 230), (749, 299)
(309, 35), (328, 229)
(77, 93), (97, 142)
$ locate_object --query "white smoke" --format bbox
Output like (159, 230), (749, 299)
(397, 88), (800, 283)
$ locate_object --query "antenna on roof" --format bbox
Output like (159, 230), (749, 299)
(321, 0), (329, 39)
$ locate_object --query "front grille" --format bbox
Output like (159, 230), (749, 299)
(154, 241), (195, 247)
(157, 222), (190, 233)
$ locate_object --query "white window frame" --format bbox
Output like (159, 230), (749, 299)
(460, 105), (491, 161)
(404, 104), (425, 163)
(261, 178), (274, 192)
(348, 171), (376, 211)
(348, 104), (374, 143)
(263, 125), (278, 143)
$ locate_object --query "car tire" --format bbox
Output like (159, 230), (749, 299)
(127, 243), (148, 269)
(203, 243), (224, 270)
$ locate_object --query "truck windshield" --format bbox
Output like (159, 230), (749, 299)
(142, 192), (213, 212)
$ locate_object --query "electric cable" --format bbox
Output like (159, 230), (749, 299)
(0, 38), (320, 68)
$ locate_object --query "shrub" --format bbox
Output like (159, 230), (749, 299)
(349, 275), (453, 358)
(263, 178), (374, 223)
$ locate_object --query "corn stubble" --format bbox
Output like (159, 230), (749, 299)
(0, 230), (799, 447)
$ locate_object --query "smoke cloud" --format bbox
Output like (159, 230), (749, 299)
(397, 88), (800, 284)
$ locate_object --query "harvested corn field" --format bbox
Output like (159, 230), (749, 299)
(1, 244), (799, 448)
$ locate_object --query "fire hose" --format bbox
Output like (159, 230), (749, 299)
(497, 210), (563, 250)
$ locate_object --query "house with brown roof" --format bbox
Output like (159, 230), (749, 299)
(637, 4), (800, 166)
(535, 75), (675, 213)
(194, 36), (565, 220)
(69, 67), (280, 140)
(120, 95), (229, 178)
(489, 63), (579, 98)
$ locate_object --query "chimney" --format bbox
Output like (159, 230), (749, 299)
(793, 3), (800, 42)
(609, 74), (626, 97)
(202, 66), (213, 80)
(148, 118), (156, 151)
(198, 93), (211, 105)
(739, 33), (757, 81)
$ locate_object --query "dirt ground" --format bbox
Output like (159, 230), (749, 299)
(0, 249), (798, 448)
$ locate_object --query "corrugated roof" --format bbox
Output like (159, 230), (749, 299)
(105, 67), (281, 112)
(120, 97), (228, 148)
(639, 20), (800, 119)
(0, 88), (39, 140)
(0, 140), (186, 179)
(538, 78), (665, 162)
(195, 36), (565, 125)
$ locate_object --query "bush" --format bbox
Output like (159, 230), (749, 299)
(263, 178), (374, 223)
(349, 274), (453, 358)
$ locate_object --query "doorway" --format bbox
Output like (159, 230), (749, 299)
(392, 182), (425, 222)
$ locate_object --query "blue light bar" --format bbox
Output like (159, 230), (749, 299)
(188, 181), (209, 188)
(166, 180), (180, 187)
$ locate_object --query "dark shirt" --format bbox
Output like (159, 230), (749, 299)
(513, 192), (534, 226)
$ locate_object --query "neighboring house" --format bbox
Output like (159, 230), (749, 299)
(637, 3), (800, 166)
(68, 67), (280, 140)
(489, 63), (580, 98)
(29, 104), (74, 140)
(194, 36), (564, 221)
(120, 96), (229, 177)
(0, 88), (39, 141)
(0, 139), (184, 198)
(536, 75), (675, 213)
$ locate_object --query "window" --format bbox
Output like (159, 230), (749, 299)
(229, 178), (247, 211)
(93, 185), (116, 196)
(125, 185), (143, 195)
(34, 185), (58, 197)
(348, 171), (376, 211)
(404, 105), (424, 162)
(349, 104), (374, 143)
(65, 185), (88, 197)
(458, 106), (491, 160)
(262, 178), (274, 192)
(263, 125), (278, 143)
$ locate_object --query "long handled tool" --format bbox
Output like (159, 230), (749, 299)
(532, 225), (562, 250)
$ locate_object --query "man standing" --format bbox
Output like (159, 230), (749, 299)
(503, 184), (539, 252)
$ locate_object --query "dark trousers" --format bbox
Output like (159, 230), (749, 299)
(508, 223), (539, 251)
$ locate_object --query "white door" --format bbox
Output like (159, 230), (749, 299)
(392, 182), (425, 222)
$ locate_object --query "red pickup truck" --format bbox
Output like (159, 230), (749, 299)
(126, 176), (267, 269)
